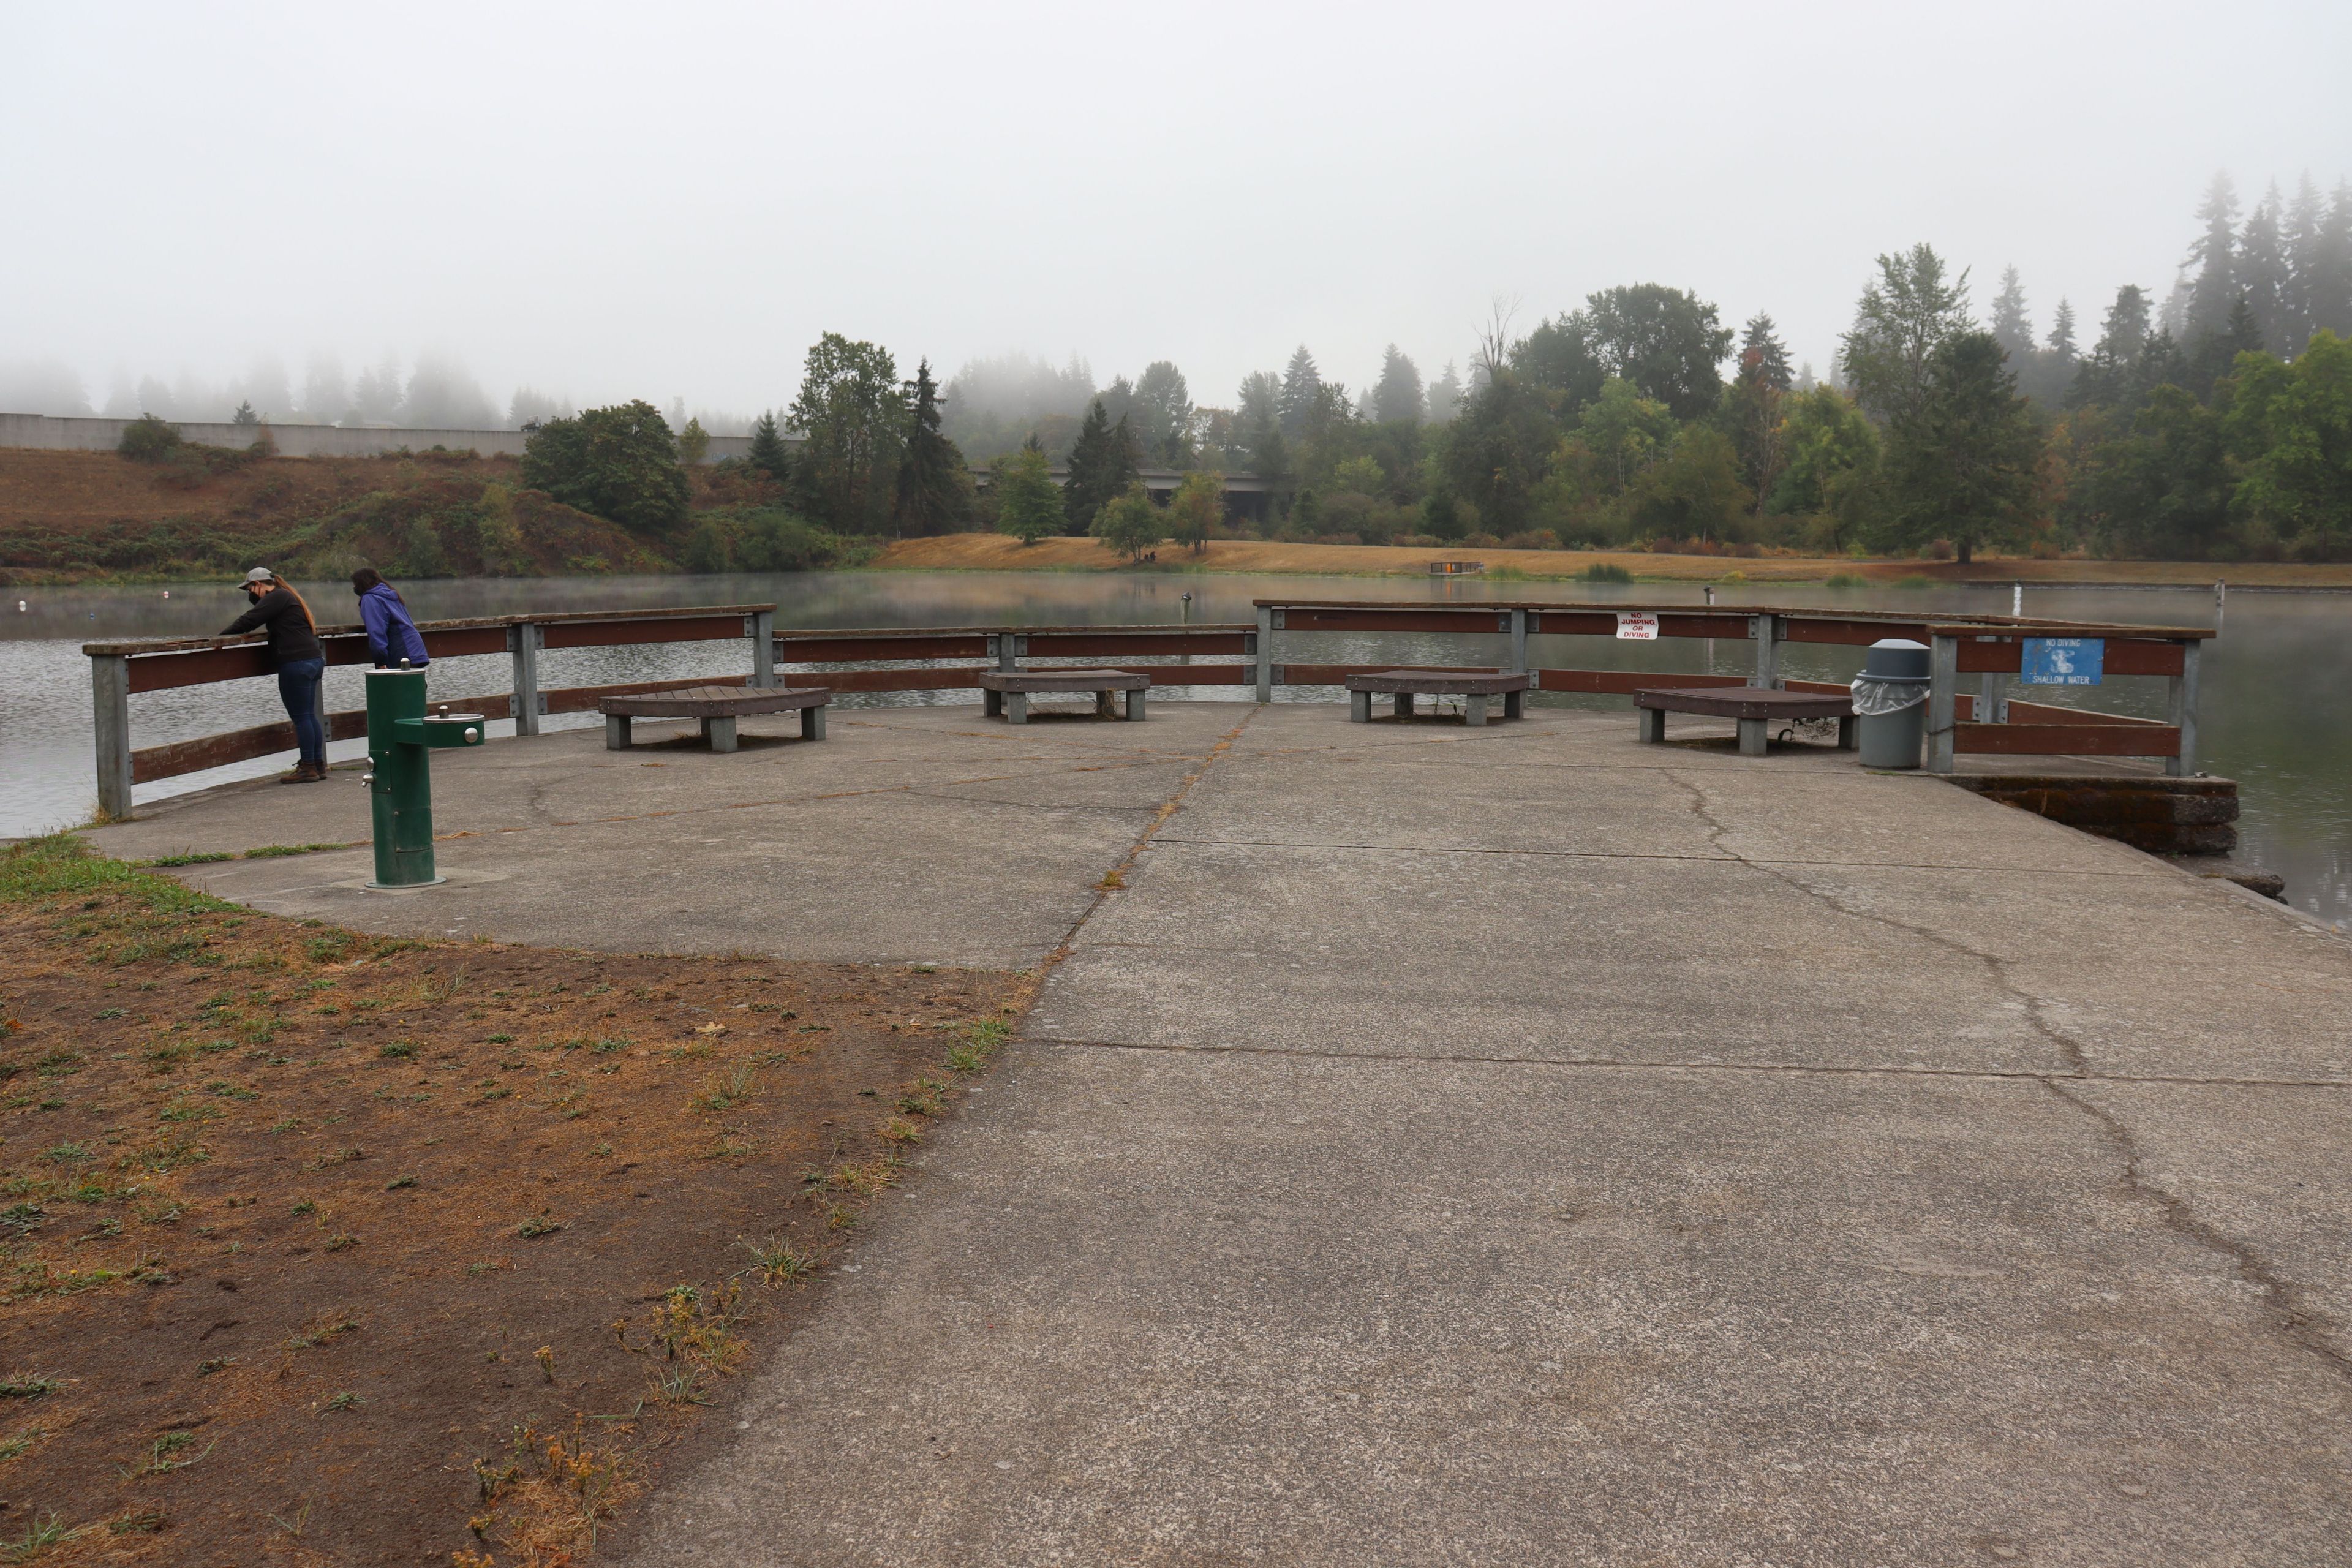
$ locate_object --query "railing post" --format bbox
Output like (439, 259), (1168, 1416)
(1926, 633), (1959, 774)
(2168, 638), (2201, 776)
(1507, 608), (1528, 674)
(1255, 606), (1274, 703)
(509, 621), (542, 736)
(748, 610), (775, 688)
(91, 653), (134, 822)
(998, 633), (1022, 672)
(1751, 612), (1780, 688)
(1983, 670), (2009, 725)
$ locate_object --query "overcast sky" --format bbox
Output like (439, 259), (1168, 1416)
(6, 0), (2348, 419)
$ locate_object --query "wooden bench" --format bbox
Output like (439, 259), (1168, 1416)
(599, 685), (831, 753)
(1346, 669), (1532, 726)
(978, 668), (1149, 724)
(1635, 685), (1854, 757)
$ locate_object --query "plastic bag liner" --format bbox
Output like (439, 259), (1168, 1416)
(1849, 677), (1929, 717)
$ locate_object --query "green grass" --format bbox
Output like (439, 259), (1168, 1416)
(1825, 571), (1866, 588)
(243, 843), (355, 859)
(1894, 573), (1934, 589)
(1, 835), (231, 917)
(1577, 562), (1635, 584)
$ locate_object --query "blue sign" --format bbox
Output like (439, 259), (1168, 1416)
(2020, 636), (2104, 685)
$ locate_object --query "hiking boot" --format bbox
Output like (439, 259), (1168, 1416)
(279, 760), (322, 785)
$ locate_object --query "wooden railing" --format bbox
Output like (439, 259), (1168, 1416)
(84, 605), (775, 820)
(1248, 600), (2211, 775)
(84, 598), (2215, 821)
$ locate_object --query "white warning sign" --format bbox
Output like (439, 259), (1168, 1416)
(1615, 611), (1659, 641)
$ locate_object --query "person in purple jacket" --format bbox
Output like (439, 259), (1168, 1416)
(352, 567), (429, 668)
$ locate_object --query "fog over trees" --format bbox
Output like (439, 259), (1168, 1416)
(6, 174), (2350, 564)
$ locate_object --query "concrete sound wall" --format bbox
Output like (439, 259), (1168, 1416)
(0, 413), (755, 463)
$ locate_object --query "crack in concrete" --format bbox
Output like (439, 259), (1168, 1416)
(2043, 1077), (2352, 1375)
(1663, 766), (2352, 1385)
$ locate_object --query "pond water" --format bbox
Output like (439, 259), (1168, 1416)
(4, 570), (2346, 924)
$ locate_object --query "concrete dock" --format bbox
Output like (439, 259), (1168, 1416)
(89, 702), (2352, 1565)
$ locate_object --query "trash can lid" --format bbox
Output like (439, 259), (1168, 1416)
(1861, 638), (1931, 680)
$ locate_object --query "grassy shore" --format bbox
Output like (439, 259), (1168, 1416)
(872, 532), (2352, 587)
(0, 835), (1020, 1564)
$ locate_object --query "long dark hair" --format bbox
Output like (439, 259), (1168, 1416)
(350, 567), (404, 605)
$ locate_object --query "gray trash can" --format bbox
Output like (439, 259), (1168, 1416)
(1850, 639), (1931, 769)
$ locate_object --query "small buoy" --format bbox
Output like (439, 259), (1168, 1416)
(14, 600), (23, 612)
(162, 590), (170, 599)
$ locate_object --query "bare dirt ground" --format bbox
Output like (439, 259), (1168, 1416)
(0, 837), (1019, 1566)
(873, 530), (2352, 586)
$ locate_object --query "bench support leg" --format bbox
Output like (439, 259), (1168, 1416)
(1005, 692), (1028, 725)
(1096, 688), (1117, 718)
(984, 689), (1002, 717)
(706, 715), (738, 753)
(1351, 691), (1370, 723)
(605, 715), (633, 750)
(1836, 714), (1856, 752)
(803, 706), (827, 742)
(1126, 688), (1147, 722)
(1737, 717), (1767, 757)
(1504, 689), (1524, 721)
(1395, 693), (1415, 718)
(1466, 694), (1490, 727)
(1638, 707), (1667, 744)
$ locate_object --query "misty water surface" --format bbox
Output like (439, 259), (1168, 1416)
(3, 571), (2343, 925)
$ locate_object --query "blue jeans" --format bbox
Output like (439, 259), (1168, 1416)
(277, 657), (326, 764)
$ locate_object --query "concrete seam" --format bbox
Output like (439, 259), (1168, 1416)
(1015, 710), (1261, 1002)
(1022, 1035), (2352, 1090)
(1143, 835), (2164, 878)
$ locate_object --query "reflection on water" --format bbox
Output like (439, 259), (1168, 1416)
(4, 571), (2344, 923)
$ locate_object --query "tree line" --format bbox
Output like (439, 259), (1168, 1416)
(508, 168), (2352, 565)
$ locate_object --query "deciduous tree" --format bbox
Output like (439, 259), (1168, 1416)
(1167, 470), (1221, 554)
(520, 400), (692, 537)
(787, 333), (907, 534)
(1581, 284), (1733, 420)
(1091, 482), (1163, 562)
(1841, 243), (1974, 427)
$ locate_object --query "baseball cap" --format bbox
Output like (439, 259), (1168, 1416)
(240, 567), (276, 585)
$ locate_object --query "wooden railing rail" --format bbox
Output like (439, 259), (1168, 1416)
(83, 598), (2218, 821)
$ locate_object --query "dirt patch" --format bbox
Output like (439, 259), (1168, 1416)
(871, 531), (2352, 587)
(0, 838), (1021, 1565)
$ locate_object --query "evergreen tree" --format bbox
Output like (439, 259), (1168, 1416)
(2188, 298), (2266, 399)
(1373, 345), (1425, 424)
(1988, 267), (2035, 363)
(1883, 332), (2042, 564)
(1841, 243), (1974, 426)
(1737, 314), (1793, 391)
(2184, 172), (2241, 341)
(1133, 361), (1193, 465)
(1510, 314), (1607, 418)
(1425, 361), (1464, 423)
(1061, 399), (1142, 532)
(1277, 346), (1322, 437)
(894, 359), (972, 536)
(2282, 174), (2326, 349)
(2309, 181), (2352, 342)
(2046, 300), (2078, 361)
(2236, 185), (2291, 353)
(232, 400), (259, 427)
(747, 410), (792, 481)
(993, 443), (1065, 546)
